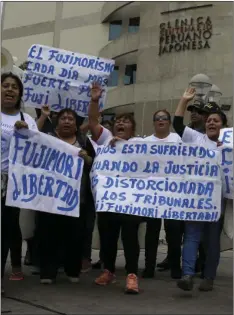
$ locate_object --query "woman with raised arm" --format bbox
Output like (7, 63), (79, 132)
(173, 88), (226, 292)
(1, 72), (38, 294)
(88, 83), (143, 294)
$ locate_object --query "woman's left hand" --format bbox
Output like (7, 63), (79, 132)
(15, 121), (29, 130)
(79, 149), (92, 165)
(79, 149), (88, 158)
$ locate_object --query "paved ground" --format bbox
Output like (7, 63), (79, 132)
(2, 243), (233, 314)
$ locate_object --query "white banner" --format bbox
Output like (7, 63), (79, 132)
(23, 44), (115, 117)
(219, 128), (233, 148)
(91, 141), (223, 222)
(6, 129), (84, 217)
(219, 128), (233, 199)
(221, 146), (233, 199)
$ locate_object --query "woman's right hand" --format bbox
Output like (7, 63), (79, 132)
(91, 82), (102, 102)
(15, 121), (29, 130)
(182, 87), (196, 102)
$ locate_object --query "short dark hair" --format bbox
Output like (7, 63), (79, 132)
(114, 113), (136, 133)
(56, 108), (85, 129)
(207, 111), (228, 127)
(1, 72), (24, 109)
(153, 109), (171, 122)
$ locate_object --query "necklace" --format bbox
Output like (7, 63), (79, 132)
(56, 132), (77, 145)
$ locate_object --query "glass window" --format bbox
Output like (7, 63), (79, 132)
(108, 66), (119, 87)
(128, 17), (140, 33)
(109, 20), (122, 41)
(124, 64), (137, 85)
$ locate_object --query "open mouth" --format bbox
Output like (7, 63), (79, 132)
(5, 94), (14, 100)
(116, 126), (125, 133)
(208, 126), (216, 131)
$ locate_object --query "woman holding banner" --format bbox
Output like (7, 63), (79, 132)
(37, 107), (95, 284)
(88, 83), (143, 294)
(143, 110), (183, 279)
(173, 87), (226, 292)
(1, 72), (38, 294)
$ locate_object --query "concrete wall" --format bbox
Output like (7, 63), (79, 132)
(60, 24), (109, 56)
(3, 33), (54, 65)
(4, 2), (56, 28)
(2, 1), (109, 64)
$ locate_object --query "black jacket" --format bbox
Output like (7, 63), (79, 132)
(49, 131), (96, 206)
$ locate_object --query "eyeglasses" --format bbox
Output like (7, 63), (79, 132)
(154, 115), (170, 122)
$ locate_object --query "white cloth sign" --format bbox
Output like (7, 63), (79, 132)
(6, 129), (84, 217)
(23, 44), (115, 117)
(219, 128), (233, 148)
(221, 146), (233, 199)
(219, 129), (233, 245)
(219, 128), (233, 199)
(91, 141), (222, 222)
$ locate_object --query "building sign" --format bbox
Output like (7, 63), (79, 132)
(159, 17), (212, 56)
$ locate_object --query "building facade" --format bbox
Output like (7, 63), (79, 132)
(99, 1), (233, 135)
(2, 1), (233, 134)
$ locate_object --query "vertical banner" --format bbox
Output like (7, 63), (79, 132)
(219, 128), (233, 199)
(219, 128), (233, 148)
(221, 146), (233, 199)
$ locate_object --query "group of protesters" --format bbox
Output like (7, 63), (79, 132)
(1, 70), (231, 296)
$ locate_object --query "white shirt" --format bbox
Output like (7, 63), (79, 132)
(96, 126), (142, 146)
(144, 132), (181, 143)
(182, 126), (218, 149)
(1, 112), (38, 173)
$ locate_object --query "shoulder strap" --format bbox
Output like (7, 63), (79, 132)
(20, 112), (25, 122)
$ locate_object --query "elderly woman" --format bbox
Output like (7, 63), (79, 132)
(173, 88), (226, 292)
(37, 108), (95, 284)
(1, 72), (38, 294)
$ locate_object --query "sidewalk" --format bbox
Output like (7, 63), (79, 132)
(2, 244), (233, 314)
